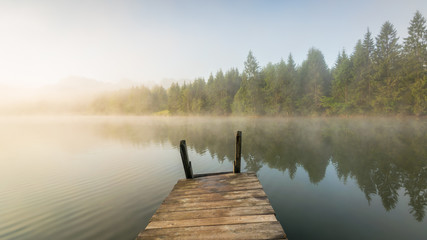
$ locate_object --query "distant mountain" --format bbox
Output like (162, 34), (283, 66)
(0, 76), (139, 114)
(42, 76), (137, 99)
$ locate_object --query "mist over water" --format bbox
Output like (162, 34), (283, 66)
(0, 116), (426, 240)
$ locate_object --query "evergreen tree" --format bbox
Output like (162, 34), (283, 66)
(284, 54), (298, 114)
(206, 73), (215, 111)
(372, 21), (402, 113)
(181, 82), (191, 113)
(189, 78), (207, 113)
(224, 68), (242, 113)
(331, 49), (353, 113)
(91, 11), (427, 116)
(404, 11), (427, 115)
(151, 85), (168, 112)
(352, 29), (375, 112)
(298, 48), (331, 114)
(234, 51), (265, 114)
(167, 83), (181, 114)
(263, 62), (281, 115)
(213, 70), (228, 114)
(363, 29), (375, 107)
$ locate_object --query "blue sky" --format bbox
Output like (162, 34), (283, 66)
(0, 0), (426, 87)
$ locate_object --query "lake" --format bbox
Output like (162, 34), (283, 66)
(0, 116), (426, 239)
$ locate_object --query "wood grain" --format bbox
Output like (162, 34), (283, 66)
(136, 172), (287, 239)
(138, 222), (286, 240)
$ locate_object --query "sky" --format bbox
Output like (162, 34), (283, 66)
(0, 0), (426, 88)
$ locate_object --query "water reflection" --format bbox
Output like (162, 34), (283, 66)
(95, 117), (427, 221)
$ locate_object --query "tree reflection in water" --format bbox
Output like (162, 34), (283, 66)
(95, 117), (427, 221)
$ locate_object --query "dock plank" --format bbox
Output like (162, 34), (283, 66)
(157, 197), (270, 212)
(169, 183), (264, 196)
(146, 214), (278, 229)
(164, 189), (268, 203)
(151, 205), (276, 221)
(138, 222), (286, 240)
(137, 173), (287, 239)
(174, 178), (261, 189)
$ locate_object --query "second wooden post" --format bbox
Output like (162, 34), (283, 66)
(234, 131), (242, 173)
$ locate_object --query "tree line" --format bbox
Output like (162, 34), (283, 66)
(92, 11), (426, 116)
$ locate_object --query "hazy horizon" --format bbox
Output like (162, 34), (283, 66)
(1, 0), (425, 89)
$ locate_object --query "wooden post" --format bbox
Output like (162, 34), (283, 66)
(234, 131), (242, 173)
(180, 140), (193, 179)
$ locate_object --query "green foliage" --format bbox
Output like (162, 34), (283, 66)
(91, 86), (160, 114)
(351, 34), (374, 113)
(167, 83), (181, 114)
(372, 21), (402, 113)
(331, 49), (353, 114)
(298, 48), (331, 114)
(233, 51), (265, 114)
(404, 11), (427, 115)
(91, 11), (426, 116)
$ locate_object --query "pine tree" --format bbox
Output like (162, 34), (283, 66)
(213, 70), (228, 114)
(298, 48), (331, 114)
(358, 29), (375, 111)
(189, 78), (207, 113)
(244, 50), (260, 79)
(404, 11), (427, 115)
(372, 21), (402, 113)
(285, 54), (298, 114)
(331, 49), (353, 113)
(206, 73), (215, 111)
(263, 62), (282, 115)
(222, 68), (241, 114)
(167, 83), (181, 114)
(151, 85), (168, 112)
(233, 51), (265, 114)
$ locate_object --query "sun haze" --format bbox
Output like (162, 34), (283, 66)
(0, 0), (425, 89)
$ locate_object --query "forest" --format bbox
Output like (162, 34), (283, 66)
(91, 11), (427, 116)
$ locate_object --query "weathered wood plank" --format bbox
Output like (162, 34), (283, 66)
(164, 189), (267, 203)
(172, 180), (261, 191)
(137, 172), (286, 239)
(193, 171), (233, 178)
(146, 214), (278, 229)
(175, 176), (259, 187)
(170, 184), (264, 195)
(151, 205), (275, 221)
(169, 182), (264, 196)
(156, 197), (270, 212)
(175, 177), (258, 187)
(176, 174), (258, 183)
(138, 222), (286, 240)
(168, 186), (263, 197)
(176, 172), (256, 182)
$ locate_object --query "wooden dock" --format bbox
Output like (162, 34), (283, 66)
(137, 172), (286, 239)
(136, 131), (287, 239)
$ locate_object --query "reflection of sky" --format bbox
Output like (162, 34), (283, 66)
(0, 116), (426, 240)
(0, 118), (181, 239)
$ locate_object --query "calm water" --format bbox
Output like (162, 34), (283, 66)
(0, 116), (426, 239)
